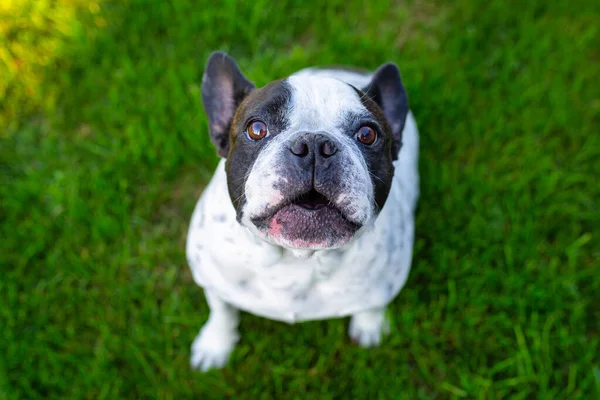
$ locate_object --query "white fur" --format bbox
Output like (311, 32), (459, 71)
(285, 74), (367, 132)
(186, 68), (420, 371)
(190, 290), (240, 371)
(349, 307), (390, 347)
(292, 67), (373, 90)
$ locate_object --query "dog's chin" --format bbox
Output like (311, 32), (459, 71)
(252, 203), (361, 250)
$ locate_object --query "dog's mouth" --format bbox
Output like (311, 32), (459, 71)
(291, 189), (330, 211)
(251, 189), (360, 249)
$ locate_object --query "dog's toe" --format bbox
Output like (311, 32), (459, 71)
(348, 309), (390, 348)
(190, 347), (231, 372)
(190, 323), (239, 372)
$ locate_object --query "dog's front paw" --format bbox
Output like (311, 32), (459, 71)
(190, 321), (239, 372)
(348, 308), (390, 348)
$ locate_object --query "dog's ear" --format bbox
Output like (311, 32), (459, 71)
(202, 51), (255, 158)
(362, 63), (409, 159)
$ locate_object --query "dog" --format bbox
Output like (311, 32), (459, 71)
(186, 51), (419, 371)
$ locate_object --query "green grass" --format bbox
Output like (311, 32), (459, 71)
(1, 0), (599, 398)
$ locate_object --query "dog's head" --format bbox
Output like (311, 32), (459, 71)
(201, 52), (409, 250)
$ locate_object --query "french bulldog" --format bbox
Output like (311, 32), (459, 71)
(186, 51), (419, 371)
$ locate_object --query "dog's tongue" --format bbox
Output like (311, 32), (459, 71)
(267, 203), (358, 249)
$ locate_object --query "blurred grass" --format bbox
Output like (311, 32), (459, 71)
(1, 0), (599, 398)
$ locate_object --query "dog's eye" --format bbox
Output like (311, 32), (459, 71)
(247, 121), (269, 141)
(356, 126), (377, 145)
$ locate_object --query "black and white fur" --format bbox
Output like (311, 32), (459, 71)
(186, 52), (419, 371)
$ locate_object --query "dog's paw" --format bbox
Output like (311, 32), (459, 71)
(190, 322), (239, 372)
(348, 309), (390, 348)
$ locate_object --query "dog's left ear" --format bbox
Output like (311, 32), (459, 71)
(362, 63), (409, 159)
(202, 51), (255, 158)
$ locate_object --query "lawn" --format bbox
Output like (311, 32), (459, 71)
(1, 0), (599, 398)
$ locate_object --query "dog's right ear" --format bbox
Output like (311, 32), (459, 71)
(202, 51), (255, 158)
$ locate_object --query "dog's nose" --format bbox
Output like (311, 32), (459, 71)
(319, 137), (337, 158)
(290, 138), (310, 157)
(290, 134), (338, 159)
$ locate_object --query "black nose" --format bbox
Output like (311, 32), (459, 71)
(290, 134), (338, 159)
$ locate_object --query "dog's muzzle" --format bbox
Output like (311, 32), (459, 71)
(250, 132), (363, 249)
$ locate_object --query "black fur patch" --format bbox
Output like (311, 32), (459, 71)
(343, 89), (396, 214)
(360, 63), (409, 160)
(225, 80), (293, 220)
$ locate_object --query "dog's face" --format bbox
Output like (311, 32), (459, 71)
(202, 52), (408, 250)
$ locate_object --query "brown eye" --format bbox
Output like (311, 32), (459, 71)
(356, 126), (377, 145)
(247, 121), (268, 140)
